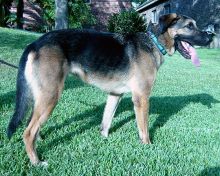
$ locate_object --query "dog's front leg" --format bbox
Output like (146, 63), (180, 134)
(100, 94), (122, 137)
(132, 94), (151, 144)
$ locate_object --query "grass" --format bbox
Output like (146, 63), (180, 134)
(0, 27), (220, 176)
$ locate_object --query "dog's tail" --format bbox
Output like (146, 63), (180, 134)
(7, 45), (34, 139)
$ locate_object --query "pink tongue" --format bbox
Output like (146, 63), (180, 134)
(181, 41), (200, 67)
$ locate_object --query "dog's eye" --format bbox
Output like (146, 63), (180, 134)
(185, 23), (194, 30)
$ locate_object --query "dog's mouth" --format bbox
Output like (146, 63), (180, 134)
(175, 40), (200, 67)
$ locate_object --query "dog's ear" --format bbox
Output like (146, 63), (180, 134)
(159, 13), (181, 34)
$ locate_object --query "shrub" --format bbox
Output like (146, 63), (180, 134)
(0, 0), (13, 27)
(68, 0), (96, 29)
(107, 10), (147, 35)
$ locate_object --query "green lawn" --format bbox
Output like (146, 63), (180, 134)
(0, 27), (220, 176)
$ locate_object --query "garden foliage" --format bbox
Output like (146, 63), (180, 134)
(107, 10), (147, 35)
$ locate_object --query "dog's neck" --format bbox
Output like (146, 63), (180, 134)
(148, 31), (176, 69)
(147, 22), (175, 56)
(158, 32), (175, 56)
(147, 31), (167, 55)
(146, 31), (174, 69)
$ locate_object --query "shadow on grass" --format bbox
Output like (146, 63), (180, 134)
(42, 102), (105, 149)
(199, 167), (220, 176)
(43, 93), (219, 149)
(0, 91), (15, 109)
(149, 93), (220, 140)
(64, 75), (87, 90)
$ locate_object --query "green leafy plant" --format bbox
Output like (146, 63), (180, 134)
(68, 0), (96, 29)
(0, 0), (13, 27)
(107, 10), (147, 35)
(36, 0), (96, 31)
(35, 0), (55, 31)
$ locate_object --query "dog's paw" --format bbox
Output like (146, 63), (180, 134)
(100, 129), (109, 138)
(31, 160), (48, 167)
(142, 138), (151, 144)
(39, 161), (48, 167)
(36, 135), (42, 141)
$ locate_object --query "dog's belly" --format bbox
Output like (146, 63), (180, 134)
(71, 63), (131, 94)
(88, 76), (130, 94)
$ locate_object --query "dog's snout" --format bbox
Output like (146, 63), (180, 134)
(205, 31), (216, 38)
(210, 32), (216, 38)
(200, 31), (215, 45)
(208, 32), (215, 43)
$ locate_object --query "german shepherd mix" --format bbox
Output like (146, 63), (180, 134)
(7, 13), (214, 165)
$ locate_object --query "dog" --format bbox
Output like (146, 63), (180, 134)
(7, 13), (214, 165)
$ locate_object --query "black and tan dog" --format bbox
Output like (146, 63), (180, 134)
(7, 13), (214, 165)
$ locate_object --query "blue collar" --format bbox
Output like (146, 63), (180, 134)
(147, 31), (167, 55)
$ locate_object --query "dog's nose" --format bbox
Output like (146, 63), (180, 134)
(206, 31), (216, 38)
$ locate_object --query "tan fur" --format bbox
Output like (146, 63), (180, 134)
(159, 32), (175, 55)
(86, 73), (131, 95)
(161, 13), (178, 27)
(24, 46), (68, 165)
(71, 62), (88, 82)
(125, 49), (157, 143)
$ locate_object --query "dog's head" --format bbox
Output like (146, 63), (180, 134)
(159, 13), (214, 63)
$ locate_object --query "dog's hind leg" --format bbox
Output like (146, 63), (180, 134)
(100, 94), (122, 137)
(23, 46), (68, 165)
(24, 98), (55, 165)
(23, 78), (65, 165)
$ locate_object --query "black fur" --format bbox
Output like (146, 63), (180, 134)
(33, 30), (141, 75)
